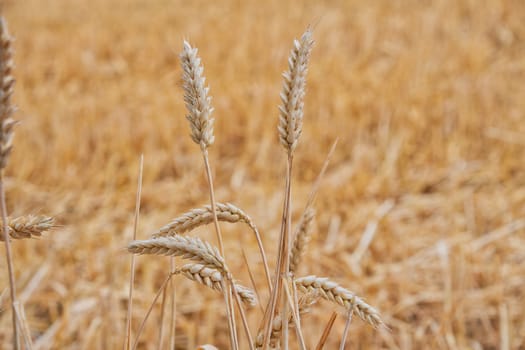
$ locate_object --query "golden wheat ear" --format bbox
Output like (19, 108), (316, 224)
(295, 275), (384, 329)
(176, 263), (257, 306)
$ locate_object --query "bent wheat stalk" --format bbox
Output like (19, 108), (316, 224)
(152, 202), (272, 291)
(295, 276), (383, 328)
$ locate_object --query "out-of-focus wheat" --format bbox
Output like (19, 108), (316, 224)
(289, 208), (315, 274)
(0, 215), (55, 240)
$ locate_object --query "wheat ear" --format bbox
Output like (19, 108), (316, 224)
(295, 276), (383, 328)
(289, 208), (315, 274)
(277, 28), (313, 153)
(153, 203), (258, 237)
(180, 40), (214, 150)
(128, 236), (227, 274)
(177, 263), (257, 307)
(0, 215), (55, 240)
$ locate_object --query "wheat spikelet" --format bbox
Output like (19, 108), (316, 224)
(277, 28), (313, 153)
(177, 263), (257, 306)
(289, 208), (315, 274)
(295, 276), (383, 328)
(0, 215), (55, 240)
(0, 18), (16, 170)
(128, 236), (227, 274)
(153, 203), (258, 238)
(180, 40), (215, 150)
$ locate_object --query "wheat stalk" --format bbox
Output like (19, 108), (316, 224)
(152, 202), (272, 291)
(180, 40), (214, 150)
(263, 28), (314, 350)
(128, 236), (228, 274)
(295, 276), (383, 328)
(0, 215), (55, 240)
(0, 17), (20, 349)
(289, 208), (315, 274)
(277, 28), (313, 153)
(177, 263), (257, 307)
(255, 292), (318, 349)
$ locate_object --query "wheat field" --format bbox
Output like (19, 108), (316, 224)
(1, 0), (525, 348)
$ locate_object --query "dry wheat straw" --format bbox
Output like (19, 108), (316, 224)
(128, 236), (227, 274)
(0, 17), (19, 349)
(295, 276), (383, 328)
(289, 208), (315, 274)
(0, 215), (55, 240)
(177, 263), (257, 306)
(277, 29), (313, 153)
(180, 40), (214, 150)
(256, 293), (318, 349)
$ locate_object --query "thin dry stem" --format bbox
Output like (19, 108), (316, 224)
(295, 276), (383, 328)
(315, 312), (337, 350)
(124, 155), (143, 350)
(132, 274), (173, 350)
(255, 292), (318, 349)
(0, 16), (19, 350)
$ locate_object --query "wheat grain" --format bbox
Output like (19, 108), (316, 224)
(0, 215), (55, 240)
(289, 208), (315, 274)
(177, 263), (257, 306)
(277, 28), (313, 153)
(180, 40), (214, 150)
(295, 276), (383, 328)
(128, 236), (228, 274)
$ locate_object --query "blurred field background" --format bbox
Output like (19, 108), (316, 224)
(1, 0), (525, 348)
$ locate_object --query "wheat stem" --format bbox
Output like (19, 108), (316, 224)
(0, 16), (19, 350)
(124, 155), (143, 350)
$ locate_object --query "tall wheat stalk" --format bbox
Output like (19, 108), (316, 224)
(124, 155), (143, 350)
(262, 28), (313, 350)
(179, 40), (239, 349)
(0, 17), (20, 350)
